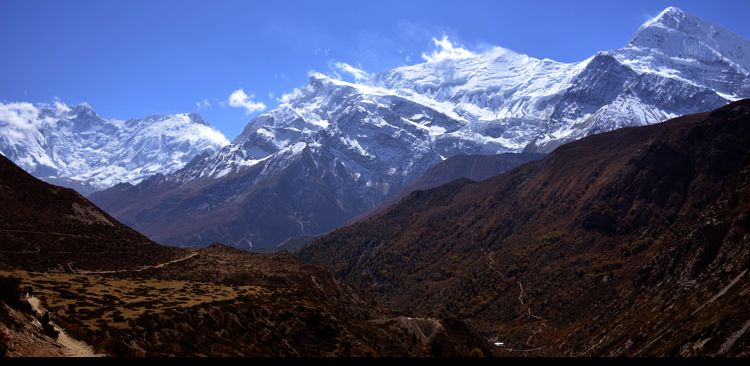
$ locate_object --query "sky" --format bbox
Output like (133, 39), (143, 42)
(1, 0), (749, 140)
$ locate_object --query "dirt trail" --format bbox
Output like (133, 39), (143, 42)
(477, 242), (550, 353)
(27, 296), (103, 357)
(72, 252), (199, 274)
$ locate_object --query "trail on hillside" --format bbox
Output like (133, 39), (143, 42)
(70, 252), (199, 274)
(27, 296), (102, 357)
(478, 243), (551, 354)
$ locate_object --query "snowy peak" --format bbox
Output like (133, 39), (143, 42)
(0, 101), (230, 194)
(70, 103), (100, 119)
(639, 6), (690, 30)
(629, 6), (750, 74)
(128, 112), (211, 128)
(372, 46), (550, 98)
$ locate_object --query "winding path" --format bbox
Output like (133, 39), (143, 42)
(17, 252), (198, 356)
(477, 243), (550, 353)
(70, 252), (199, 274)
(27, 296), (102, 357)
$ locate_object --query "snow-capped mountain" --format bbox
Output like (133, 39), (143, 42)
(92, 7), (750, 249)
(173, 73), (467, 183)
(0, 102), (229, 194)
(91, 75), (472, 248)
(372, 7), (748, 151)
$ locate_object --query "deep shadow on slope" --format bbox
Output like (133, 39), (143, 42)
(89, 146), (386, 250)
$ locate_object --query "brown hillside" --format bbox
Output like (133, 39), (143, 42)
(300, 100), (750, 356)
(0, 154), (182, 271)
(0, 155), (488, 356)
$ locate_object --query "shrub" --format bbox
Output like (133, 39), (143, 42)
(39, 312), (59, 339)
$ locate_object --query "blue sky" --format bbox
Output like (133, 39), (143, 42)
(2, 0), (749, 140)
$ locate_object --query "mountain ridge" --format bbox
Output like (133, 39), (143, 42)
(0, 101), (229, 195)
(92, 7), (750, 249)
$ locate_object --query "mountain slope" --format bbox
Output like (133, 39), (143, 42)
(0, 102), (229, 194)
(351, 152), (546, 223)
(0, 152), (183, 271)
(91, 76), (471, 249)
(0, 152), (489, 356)
(92, 7), (749, 250)
(393, 152), (546, 199)
(299, 100), (750, 356)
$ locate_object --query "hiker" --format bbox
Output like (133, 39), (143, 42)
(26, 285), (33, 298)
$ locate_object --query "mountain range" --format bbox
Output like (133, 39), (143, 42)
(2, 7), (748, 251)
(2, 98), (747, 356)
(0, 102), (229, 195)
(88, 7), (750, 250)
(1, 5), (749, 356)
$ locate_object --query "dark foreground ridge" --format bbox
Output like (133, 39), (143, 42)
(0, 153), (181, 271)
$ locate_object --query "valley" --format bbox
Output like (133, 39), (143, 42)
(1, 4), (749, 358)
(0, 247), (490, 356)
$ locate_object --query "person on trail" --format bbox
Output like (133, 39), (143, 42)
(26, 285), (33, 298)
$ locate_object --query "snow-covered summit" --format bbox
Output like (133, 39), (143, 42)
(372, 47), (585, 122)
(623, 6), (750, 97)
(0, 101), (229, 194)
(171, 7), (749, 186)
(630, 6), (750, 73)
(172, 71), (467, 184)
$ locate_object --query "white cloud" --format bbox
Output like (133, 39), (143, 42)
(0, 102), (67, 141)
(277, 74), (323, 104)
(307, 70), (328, 79)
(227, 89), (266, 114)
(54, 101), (72, 114)
(195, 98), (211, 110)
(332, 62), (371, 82)
(278, 86), (305, 104)
(0, 102), (39, 130)
(421, 35), (476, 63)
